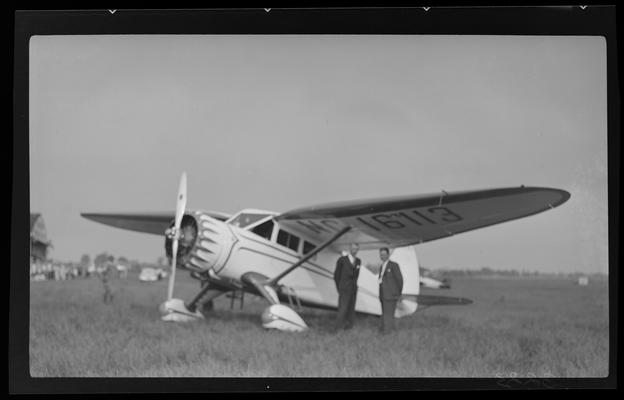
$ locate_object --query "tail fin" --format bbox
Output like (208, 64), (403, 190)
(414, 294), (473, 307)
(390, 245), (420, 296)
(390, 246), (420, 317)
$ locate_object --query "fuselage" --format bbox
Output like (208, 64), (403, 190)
(195, 209), (420, 316)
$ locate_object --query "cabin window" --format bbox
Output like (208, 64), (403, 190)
(303, 241), (316, 255)
(277, 230), (288, 247)
(277, 229), (300, 252)
(289, 235), (300, 252)
(251, 220), (274, 241)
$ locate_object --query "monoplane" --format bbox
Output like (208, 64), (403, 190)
(82, 173), (570, 331)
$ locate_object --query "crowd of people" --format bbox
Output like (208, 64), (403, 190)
(31, 256), (131, 305)
(29, 259), (128, 281)
(30, 261), (84, 281)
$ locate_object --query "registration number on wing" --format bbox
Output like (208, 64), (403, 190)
(295, 206), (464, 234)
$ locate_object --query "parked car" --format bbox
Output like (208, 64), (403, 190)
(138, 267), (168, 282)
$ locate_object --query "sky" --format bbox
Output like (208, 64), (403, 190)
(29, 35), (608, 274)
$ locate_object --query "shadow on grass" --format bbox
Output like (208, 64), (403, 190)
(197, 304), (382, 334)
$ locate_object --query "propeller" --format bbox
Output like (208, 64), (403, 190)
(166, 172), (187, 301)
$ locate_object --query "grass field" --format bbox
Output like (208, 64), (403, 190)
(29, 271), (609, 377)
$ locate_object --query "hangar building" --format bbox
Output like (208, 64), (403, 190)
(30, 213), (52, 262)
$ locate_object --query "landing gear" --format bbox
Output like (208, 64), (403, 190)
(241, 271), (308, 332)
(184, 277), (227, 315)
(261, 304), (308, 332)
(159, 298), (204, 322)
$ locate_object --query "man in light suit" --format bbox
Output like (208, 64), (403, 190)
(333, 243), (361, 330)
(378, 247), (403, 334)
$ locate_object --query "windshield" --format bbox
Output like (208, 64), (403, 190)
(228, 213), (271, 228)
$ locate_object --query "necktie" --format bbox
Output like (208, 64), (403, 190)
(378, 262), (386, 283)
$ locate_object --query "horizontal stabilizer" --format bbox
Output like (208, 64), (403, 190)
(412, 294), (473, 306)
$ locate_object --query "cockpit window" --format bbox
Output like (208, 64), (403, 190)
(229, 213), (270, 228)
(251, 220), (274, 241)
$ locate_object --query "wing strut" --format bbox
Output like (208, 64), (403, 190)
(268, 226), (352, 286)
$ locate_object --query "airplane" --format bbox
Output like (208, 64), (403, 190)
(419, 267), (451, 289)
(82, 173), (570, 332)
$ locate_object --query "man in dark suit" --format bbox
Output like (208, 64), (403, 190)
(333, 243), (361, 330)
(378, 247), (403, 334)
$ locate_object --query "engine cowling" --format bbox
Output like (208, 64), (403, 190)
(164, 211), (234, 273)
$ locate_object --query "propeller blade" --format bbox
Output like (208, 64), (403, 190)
(174, 172), (187, 232)
(166, 172), (187, 301)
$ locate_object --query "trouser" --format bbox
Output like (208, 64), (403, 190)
(103, 289), (113, 304)
(380, 299), (398, 333)
(102, 282), (113, 303)
(335, 286), (357, 329)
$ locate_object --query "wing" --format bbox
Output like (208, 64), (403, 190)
(276, 186), (570, 250)
(81, 210), (232, 236)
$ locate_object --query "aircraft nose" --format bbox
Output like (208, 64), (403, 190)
(187, 212), (234, 273)
(165, 212), (234, 273)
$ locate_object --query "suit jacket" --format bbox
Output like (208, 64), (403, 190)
(334, 255), (361, 292)
(379, 261), (404, 301)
